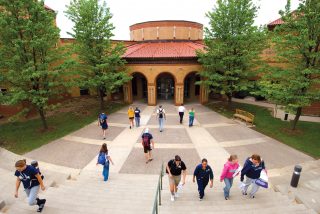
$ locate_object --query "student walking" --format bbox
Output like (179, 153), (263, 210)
(98, 112), (108, 139)
(141, 128), (155, 163)
(188, 108), (195, 127)
(134, 107), (141, 127)
(157, 105), (166, 132)
(220, 155), (240, 200)
(97, 143), (114, 182)
(166, 155), (187, 201)
(14, 159), (46, 213)
(178, 104), (185, 124)
(128, 106), (135, 129)
(193, 158), (214, 201)
(240, 154), (265, 198)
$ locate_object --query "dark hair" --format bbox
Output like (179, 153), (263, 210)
(15, 159), (26, 168)
(100, 143), (108, 154)
(175, 155), (181, 161)
(251, 154), (261, 163)
(159, 105), (162, 108)
(228, 155), (238, 162)
(202, 158), (208, 163)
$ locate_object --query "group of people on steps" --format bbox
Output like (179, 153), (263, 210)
(165, 154), (266, 201)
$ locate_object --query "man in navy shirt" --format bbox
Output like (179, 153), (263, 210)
(14, 159), (46, 212)
(193, 158), (214, 201)
(134, 107), (141, 127)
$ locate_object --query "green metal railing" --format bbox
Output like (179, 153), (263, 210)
(152, 162), (164, 214)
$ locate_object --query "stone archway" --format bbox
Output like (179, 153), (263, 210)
(131, 72), (148, 102)
(183, 72), (200, 102)
(155, 72), (176, 104)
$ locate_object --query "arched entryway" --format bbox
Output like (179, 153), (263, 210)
(156, 73), (175, 101)
(184, 72), (200, 102)
(131, 72), (148, 102)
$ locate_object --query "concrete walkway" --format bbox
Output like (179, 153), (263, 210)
(232, 98), (320, 123)
(26, 101), (313, 173)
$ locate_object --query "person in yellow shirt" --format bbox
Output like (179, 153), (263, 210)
(128, 106), (135, 129)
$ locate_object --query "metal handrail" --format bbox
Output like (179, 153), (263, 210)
(152, 162), (164, 214)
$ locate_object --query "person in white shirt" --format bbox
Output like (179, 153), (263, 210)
(178, 104), (186, 124)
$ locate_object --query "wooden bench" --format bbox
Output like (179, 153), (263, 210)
(233, 109), (254, 125)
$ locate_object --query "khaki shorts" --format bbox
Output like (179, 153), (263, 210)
(169, 175), (181, 186)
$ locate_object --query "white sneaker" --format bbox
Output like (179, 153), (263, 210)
(170, 195), (175, 201)
(174, 192), (179, 198)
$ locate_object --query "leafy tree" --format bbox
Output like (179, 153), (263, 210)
(0, 0), (70, 130)
(65, 0), (130, 110)
(258, 0), (320, 130)
(198, 0), (266, 103)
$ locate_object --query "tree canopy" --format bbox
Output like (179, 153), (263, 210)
(0, 0), (70, 129)
(198, 0), (266, 103)
(258, 0), (320, 129)
(65, 0), (130, 110)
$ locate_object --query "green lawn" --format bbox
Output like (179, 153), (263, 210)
(206, 101), (320, 159)
(0, 101), (125, 154)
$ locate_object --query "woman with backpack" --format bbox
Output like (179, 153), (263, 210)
(220, 155), (240, 200)
(96, 143), (114, 182)
(14, 159), (46, 212)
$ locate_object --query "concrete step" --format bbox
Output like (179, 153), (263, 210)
(159, 203), (309, 213)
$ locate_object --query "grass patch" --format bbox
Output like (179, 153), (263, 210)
(206, 101), (320, 159)
(0, 100), (125, 154)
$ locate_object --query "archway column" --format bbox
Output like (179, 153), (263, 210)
(175, 83), (184, 105)
(200, 85), (208, 104)
(147, 83), (156, 106)
(123, 81), (133, 104)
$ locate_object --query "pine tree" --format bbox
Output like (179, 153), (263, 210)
(258, 0), (320, 130)
(198, 0), (266, 103)
(0, 0), (69, 130)
(65, 0), (130, 110)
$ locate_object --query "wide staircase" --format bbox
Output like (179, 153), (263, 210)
(0, 149), (319, 214)
(159, 174), (317, 214)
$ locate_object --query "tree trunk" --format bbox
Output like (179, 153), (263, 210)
(227, 94), (232, 105)
(99, 88), (104, 110)
(38, 107), (48, 130)
(292, 107), (302, 130)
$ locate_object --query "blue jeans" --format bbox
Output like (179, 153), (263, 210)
(25, 185), (40, 206)
(158, 118), (164, 131)
(223, 178), (233, 198)
(189, 116), (194, 127)
(135, 117), (140, 127)
(102, 163), (109, 181)
(197, 178), (209, 199)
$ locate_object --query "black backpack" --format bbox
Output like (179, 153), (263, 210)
(158, 109), (164, 118)
(143, 134), (150, 147)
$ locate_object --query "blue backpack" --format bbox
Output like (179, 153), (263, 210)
(98, 152), (107, 165)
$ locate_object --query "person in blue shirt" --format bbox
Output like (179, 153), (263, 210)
(193, 158), (214, 201)
(240, 154), (266, 198)
(134, 107), (141, 127)
(14, 159), (46, 212)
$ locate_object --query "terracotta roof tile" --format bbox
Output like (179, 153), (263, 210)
(123, 41), (205, 59)
(267, 17), (284, 26)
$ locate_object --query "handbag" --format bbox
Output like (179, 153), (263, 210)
(255, 169), (268, 188)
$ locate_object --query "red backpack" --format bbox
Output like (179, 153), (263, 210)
(143, 134), (150, 147)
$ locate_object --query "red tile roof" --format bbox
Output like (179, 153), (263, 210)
(123, 41), (205, 59)
(267, 17), (284, 26)
(44, 5), (54, 12)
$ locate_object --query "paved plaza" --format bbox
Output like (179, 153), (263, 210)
(25, 101), (313, 173)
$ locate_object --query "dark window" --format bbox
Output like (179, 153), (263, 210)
(80, 88), (89, 96)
